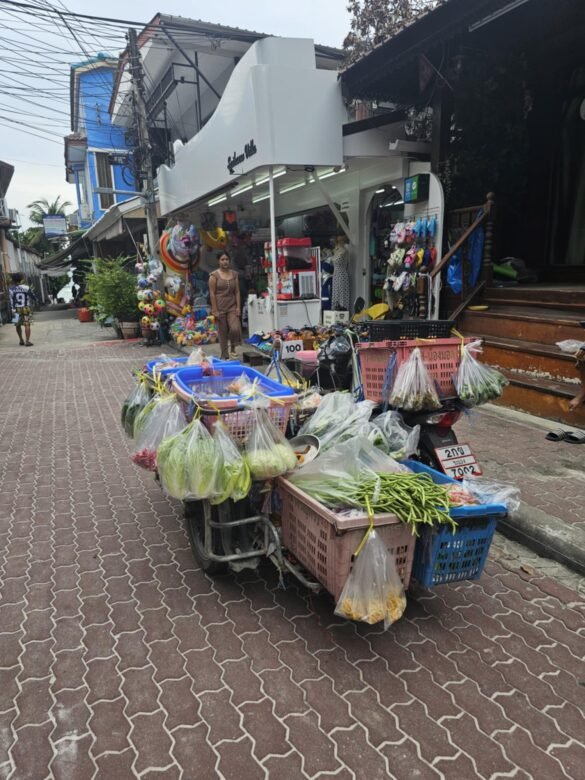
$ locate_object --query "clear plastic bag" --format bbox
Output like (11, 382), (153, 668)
(185, 419), (223, 500)
(369, 411), (420, 460)
(245, 408), (297, 479)
(335, 529), (407, 628)
(121, 380), (151, 438)
(299, 392), (374, 451)
(455, 340), (509, 407)
(556, 340), (585, 355)
(131, 396), (187, 471)
(388, 348), (441, 411)
(157, 427), (190, 501)
(187, 347), (206, 365)
(211, 422), (251, 504)
(460, 476), (520, 512)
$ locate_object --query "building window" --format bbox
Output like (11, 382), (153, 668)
(95, 152), (114, 210)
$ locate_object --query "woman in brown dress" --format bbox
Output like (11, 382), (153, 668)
(209, 252), (241, 360)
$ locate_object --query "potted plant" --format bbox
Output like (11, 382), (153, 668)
(85, 257), (139, 338)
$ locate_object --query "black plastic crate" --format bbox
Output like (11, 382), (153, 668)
(365, 319), (454, 341)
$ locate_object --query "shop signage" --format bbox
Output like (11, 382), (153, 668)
(227, 139), (258, 174)
(404, 174), (429, 204)
(281, 339), (304, 357)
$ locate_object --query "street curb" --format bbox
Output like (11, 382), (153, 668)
(497, 502), (585, 578)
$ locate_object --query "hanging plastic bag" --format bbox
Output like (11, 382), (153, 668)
(211, 421), (251, 504)
(335, 529), (406, 628)
(121, 379), (151, 438)
(369, 411), (420, 460)
(455, 340), (508, 407)
(184, 418), (223, 500)
(131, 396), (187, 471)
(460, 476), (520, 513)
(557, 340), (585, 355)
(388, 348), (441, 411)
(157, 427), (191, 500)
(245, 408), (297, 480)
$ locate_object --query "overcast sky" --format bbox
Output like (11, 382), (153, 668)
(0, 0), (351, 229)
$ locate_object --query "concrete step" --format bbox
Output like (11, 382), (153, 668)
(493, 368), (585, 427)
(481, 336), (579, 382)
(460, 306), (584, 344)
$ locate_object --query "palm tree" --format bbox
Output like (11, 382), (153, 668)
(22, 196), (72, 251)
(27, 196), (71, 225)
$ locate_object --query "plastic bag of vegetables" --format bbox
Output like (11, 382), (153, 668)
(335, 529), (406, 629)
(298, 392), (374, 451)
(122, 379), (151, 438)
(211, 422), (251, 504)
(368, 412), (420, 460)
(455, 340), (508, 407)
(157, 426), (191, 500)
(184, 418), (223, 500)
(131, 395), (187, 471)
(388, 348), (441, 411)
(245, 408), (297, 480)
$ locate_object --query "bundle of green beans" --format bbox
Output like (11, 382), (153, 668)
(292, 470), (456, 536)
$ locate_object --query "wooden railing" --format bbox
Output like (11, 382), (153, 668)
(418, 192), (496, 320)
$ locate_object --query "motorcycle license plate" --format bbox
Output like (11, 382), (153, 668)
(434, 444), (483, 479)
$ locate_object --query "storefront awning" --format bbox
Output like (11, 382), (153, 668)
(37, 234), (91, 271)
(84, 196), (161, 243)
(157, 37), (345, 216)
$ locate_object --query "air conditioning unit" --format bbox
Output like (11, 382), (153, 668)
(8, 209), (18, 225)
(0, 198), (8, 221)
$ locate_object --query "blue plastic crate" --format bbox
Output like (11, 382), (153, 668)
(172, 364), (295, 404)
(145, 356), (239, 379)
(403, 460), (507, 587)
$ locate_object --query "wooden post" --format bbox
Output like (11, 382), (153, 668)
(482, 192), (495, 288)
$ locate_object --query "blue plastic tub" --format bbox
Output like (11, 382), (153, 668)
(172, 364), (295, 406)
(403, 460), (507, 587)
(146, 356), (239, 379)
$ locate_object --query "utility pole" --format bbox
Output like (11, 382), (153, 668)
(127, 28), (160, 262)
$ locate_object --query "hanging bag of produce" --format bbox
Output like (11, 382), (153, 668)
(157, 426), (191, 501)
(184, 417), (223, 500)
(211, 421), (251, 504)
(245, 408), (297, 480)
(388, 347), (441, 411)
(455, 340), (508, 407)
(121, 377), (151, 438)
(368, 411), (420, 460)
(335, 522), (407, 629)
(298, 391), (374, 451)
(131, 395), (187, 471)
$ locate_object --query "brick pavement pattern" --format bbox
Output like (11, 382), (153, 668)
(0, 341), (584, 780)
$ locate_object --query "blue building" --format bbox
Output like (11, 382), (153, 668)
(65, 55), (136, 230)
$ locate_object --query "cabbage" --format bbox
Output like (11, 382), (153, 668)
(157, 429), (190, 499)
(246, 444), (297, 480)
(186, 424), (222, 500)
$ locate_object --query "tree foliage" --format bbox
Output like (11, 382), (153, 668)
(84, 256), (138, 323)
(344, 0), (438, 65)
(19, 196), (72, 253)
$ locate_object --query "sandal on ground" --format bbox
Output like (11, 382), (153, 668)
(25, 342), (33, 347)
(564, 430), (585, 443)
(545, 429), (568, 441)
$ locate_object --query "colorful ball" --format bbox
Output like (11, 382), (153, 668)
(150, 321), (160, 330)
(137, 290), (145, 301)
(140, 316), (151, 327)
(143, 304), (154, 316)
(142, 290), (154, 301)
(138, 302), (146, 312)
(153, 299), (166, 313)
(138, 277), (149, 289)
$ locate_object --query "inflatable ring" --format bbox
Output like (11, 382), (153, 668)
(160, 232), (187, 275)
(200, 228), (229, 250)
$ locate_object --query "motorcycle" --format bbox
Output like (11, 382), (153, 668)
(316, 328), (482, 478)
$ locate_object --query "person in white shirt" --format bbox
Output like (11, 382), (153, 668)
(9, 273), (36, 346)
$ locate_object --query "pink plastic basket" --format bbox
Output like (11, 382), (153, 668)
(277, 478), (414, 600)
(202, 402), (293, 443)
(357, 337), (472, 404)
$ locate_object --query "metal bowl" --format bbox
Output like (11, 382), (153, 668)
(289, 434), (320, 466)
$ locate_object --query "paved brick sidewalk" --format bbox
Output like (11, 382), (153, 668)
(456, 406), (585, 532)
(0, 341), (584, 780)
